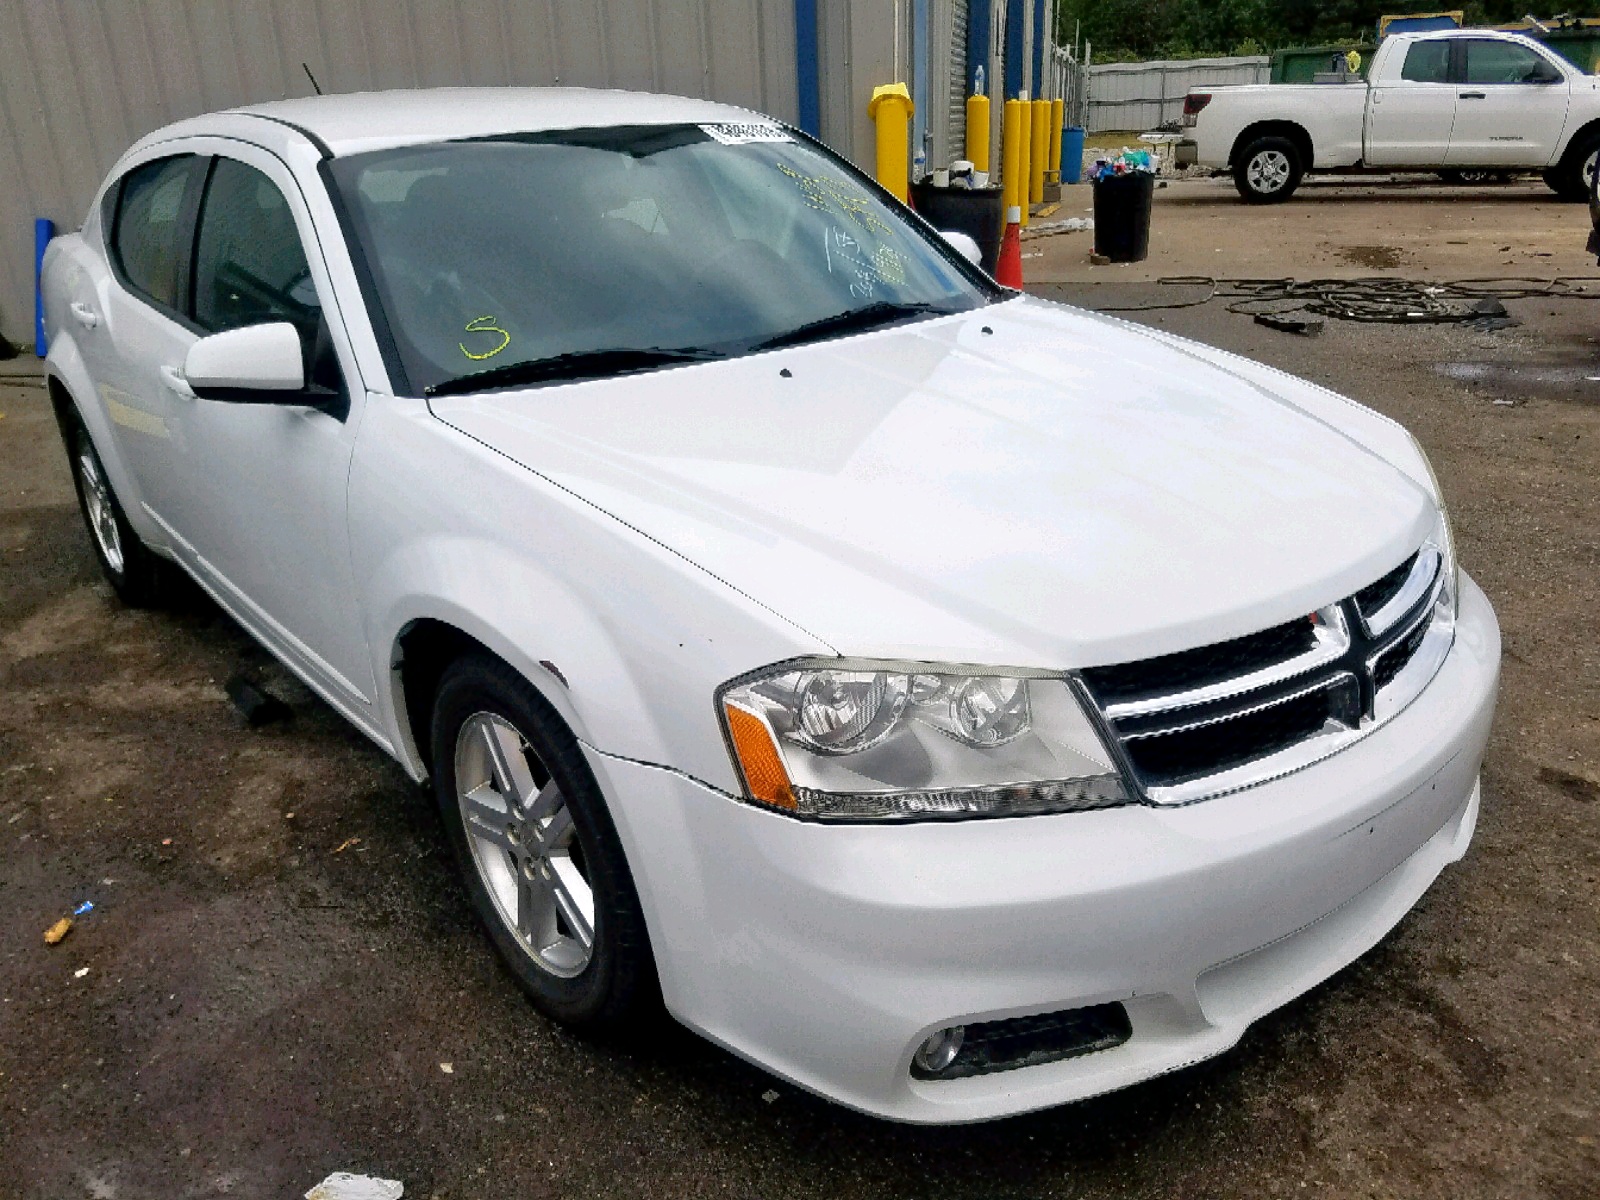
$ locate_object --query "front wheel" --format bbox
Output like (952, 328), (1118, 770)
(430, 653), (656, 1031)
(1233, 137), (1303, 204)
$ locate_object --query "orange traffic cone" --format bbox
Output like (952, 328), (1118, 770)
(995, 205), (1023, 289)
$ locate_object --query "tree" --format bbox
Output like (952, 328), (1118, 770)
(1057, 0), (1565, 59)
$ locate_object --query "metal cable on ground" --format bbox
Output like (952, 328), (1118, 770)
(1088, 276), (1600, 322)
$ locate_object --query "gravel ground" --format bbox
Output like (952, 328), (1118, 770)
(2, 183), (1598, 1198)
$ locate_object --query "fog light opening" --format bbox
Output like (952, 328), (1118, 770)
(912, 1026), (965, 1076)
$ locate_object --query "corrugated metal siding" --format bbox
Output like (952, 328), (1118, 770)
(943, 0), (968, 166)
(0, 0), (802, 346)
(1088, 56), (1269, 133)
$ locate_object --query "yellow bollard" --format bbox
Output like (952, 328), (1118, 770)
(1049, 98), (1064, 182)
(1017, 99), (1032, 226)
(868, 83), (914, 203)
(1030, 98), (1049, 204)
(966, 93), (991, 174)
(1001, 99), (1023, 216)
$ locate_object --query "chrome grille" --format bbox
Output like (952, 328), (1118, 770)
(1079, 546), (1453, 805)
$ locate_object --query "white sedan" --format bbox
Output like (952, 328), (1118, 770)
(41, 88), (1499, 1123)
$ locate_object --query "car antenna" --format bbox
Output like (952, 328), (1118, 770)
(302, 62), (323, 95)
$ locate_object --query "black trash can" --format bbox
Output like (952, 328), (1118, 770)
(909, 182), (1006, 276)
(1091, 172), (1155, 263)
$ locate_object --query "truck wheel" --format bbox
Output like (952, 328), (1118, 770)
(1234, 137), (1302, 204)
(430, 652), (658, 1031)
(1544, 133), (1600, 202)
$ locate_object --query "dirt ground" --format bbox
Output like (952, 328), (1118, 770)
(2, 178), (1599, 1199)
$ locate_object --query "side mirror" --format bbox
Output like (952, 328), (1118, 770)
(183, 322), (305, 401)
(939, 229), (983, 266)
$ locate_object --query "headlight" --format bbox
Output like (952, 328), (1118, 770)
(718, 660), (1130, 821)
(1409, 432), (1459, 620)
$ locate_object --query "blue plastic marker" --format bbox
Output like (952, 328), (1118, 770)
(34, 217), (54, 357)
(73, 901), (94, 916)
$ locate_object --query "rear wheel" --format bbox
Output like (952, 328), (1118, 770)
(1543, 133), (1600, 201)
(1233, 136), (1303, 204)
(430, 653), (656, 1030)
(66, 420), (177, 607)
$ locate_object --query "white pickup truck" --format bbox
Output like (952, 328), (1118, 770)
(1178, 29), (1600, 203)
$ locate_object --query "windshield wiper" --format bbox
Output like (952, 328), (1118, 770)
(749, 301), (962, 353)
(425, 346), (724, 397)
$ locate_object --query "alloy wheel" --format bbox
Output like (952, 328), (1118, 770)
(454, 712), (595, 978)
(1247, 150), (1291, 194)
(77, 448), (124, 574)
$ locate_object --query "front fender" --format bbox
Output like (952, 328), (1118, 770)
(349, 394), (831, 795)
(368, 534), (661, 778)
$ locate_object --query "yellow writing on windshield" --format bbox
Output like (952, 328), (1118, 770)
(460, 315), (510, 361)
(776, 164), (892, 235)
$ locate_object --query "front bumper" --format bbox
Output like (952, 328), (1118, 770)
(588, 573), (1499, 1123)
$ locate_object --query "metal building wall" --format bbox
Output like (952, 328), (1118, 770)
(0, 0), (804, 348)
(1087, 55), (1269, 133)
(814, 0), (908, 186)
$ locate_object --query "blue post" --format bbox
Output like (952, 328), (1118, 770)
(34, 218), (54, 357)
(967, 0), (990, 95)
(793, 0), (821, 139)
(1005, 0), (1025, 98)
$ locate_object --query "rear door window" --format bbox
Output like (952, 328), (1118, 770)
(1462, 40), (1552, 84)
(110, 155), (203, 311)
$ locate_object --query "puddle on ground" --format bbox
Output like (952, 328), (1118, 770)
(1434, 360), (1600, 402)
(1340, 245), (1407, 269)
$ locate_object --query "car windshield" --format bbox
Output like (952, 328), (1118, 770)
(328, 123), (995, 395)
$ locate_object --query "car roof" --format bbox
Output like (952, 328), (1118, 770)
(226, 86), (767, 157)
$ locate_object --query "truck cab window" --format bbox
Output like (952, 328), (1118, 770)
(1401, 41), (1451, 84)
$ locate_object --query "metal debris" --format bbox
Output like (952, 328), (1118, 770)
(225, 673), (292, 726)
(1254, 312), (1325, 336)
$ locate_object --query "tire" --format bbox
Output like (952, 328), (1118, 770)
(65, 418), (176, 607)
(1233, 136), (1303, 204)
(430, 652), (656, 1031)
(1544, 131), (1600, 202)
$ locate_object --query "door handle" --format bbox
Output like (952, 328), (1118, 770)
(69, 302), (99, 329)
(1459, 91), (1487, 99)
(158, 364), (195, 398)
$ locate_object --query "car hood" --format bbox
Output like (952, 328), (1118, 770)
(428, 296), (1435, 667)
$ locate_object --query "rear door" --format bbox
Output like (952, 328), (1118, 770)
(78, 153), (209, 529)
(1444, 38), (1570, 166)
(1366, 38), (1458, 166)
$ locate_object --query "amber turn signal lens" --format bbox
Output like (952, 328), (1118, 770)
(724, 703), (797, 810)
